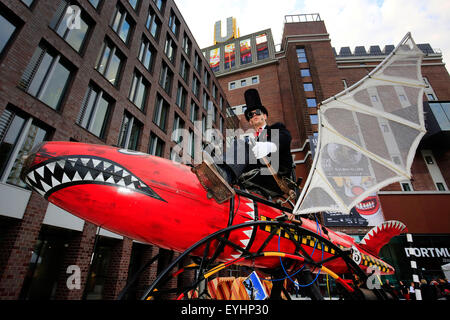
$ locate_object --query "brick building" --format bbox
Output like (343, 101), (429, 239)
(0, 0), (234, 300)
(206, 14), (450, 284)
(0, 2), (449, 301)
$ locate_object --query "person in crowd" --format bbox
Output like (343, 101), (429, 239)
(398, 281), (410, 300)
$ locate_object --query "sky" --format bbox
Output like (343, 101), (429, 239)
(175, 0), (450, 67)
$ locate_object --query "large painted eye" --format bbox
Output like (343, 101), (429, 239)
(118, 149), (147, 156)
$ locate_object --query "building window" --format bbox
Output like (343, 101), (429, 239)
(110, 4), (134, 44)
(190, 102), (198, 122)
(95, 39), (124, 86)
(164, 34), (177, 63)
(194, 52), (201, 73)
(179, 57), (190, 84)
(192, 76), (200, 98)
(138, 36), (155, 72)
(304, 83), (314, 92)
(187, 129), (195, 157)
(296, 48), (307, 63)
(159, 63), (173, 94)
(401, 182), (412, 191)
(203, 70), (210, 88)
(118, 112), (142, 151)
(168, 10), (179, 37)
(149, 132), (164, 157)
(128, 0), (139, 11)
(0, 108), (51, 188)
(436, 182), (446, 191)
(241, 79), (246, 87)
(182, 33), (191, 57)
(0, 12), (18, 55)
(129, 71), (149, 111)
(209, 48), (220, 73)
(153, 95), (169, 131)
(300, 69), (311, 77)
(21, 0), (34, 7)
(77, 83), (112, 139)
(202, 92), (209, 110)
(240, 39), (252, 65)
(306, 98), (317, 107)
(19, 43), (73, 111)
(146, 7), (161, 40)
(172, 114), (184, 143)
(256, 33), (269, 60)
(88, 0), (101, 9)
(176, 83), (187, 112)
(152, 0), (165, 12)
(427, 93), (436, 101)
(229, 82), (235, 90)
(50, 0), (91, 53)
(310, 114), (318, 125)
(224, 43), (236, 69)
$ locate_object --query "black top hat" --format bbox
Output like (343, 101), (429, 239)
(244, 88), (268, 121)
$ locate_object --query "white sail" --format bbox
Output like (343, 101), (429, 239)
(294, 33), (427, 215)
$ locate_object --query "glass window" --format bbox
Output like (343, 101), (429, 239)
(179, 57), (189, 83)
(172, 114), (184, 143)
(0, 108), (50, 188)
(194, 52), (201, 73)
(152, 0), (164, 12)
(77, 84), (112, 138)
(203, 70), (210, 87)
(240, 39), (252, 65)
(21, 0), (34, 7)
(436, 182), (446, 191)
(159, 63), (173, 94)
(182, 33), (191, 57)
(188, 129), (195, 157)
(401, 183), (411, 191)
(95, 40), (124, 86)
(138, 37), (155, 71)
(190, 102), (198, 122)
(306, 98), (317, 107)
(296, 48), (307, 63)
(153, 95), (169, 131)
(0, 13), (17, 54)
(300, 69), (311, 77)
(256, 33), (269, 60)
(168, 10), (179, 37)
(118, 112), (142, 150)
(164, 35), (177, 63)
(176, 83), (187, 112)
(19, 45), (72, 110)
(224, 43), (235, 69)
(192, 76), (200, 98)
(146, 7), (161, 40)
(128, 0), (139, 11)
(310, 114), (318, 125)
(51, 2), (91, 53)
(111, 4), (134, 44)
(88, 0), (100, 9)
(129, 71), (148, 111)
(303, 83), (314, 92)
(209, 48), (220, 72)
(202, 92), (208, 110)
(149, 132), (164, 157)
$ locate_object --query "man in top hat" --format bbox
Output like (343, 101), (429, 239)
(193, 88), (293, 202)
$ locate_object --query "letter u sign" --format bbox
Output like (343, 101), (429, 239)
(214, 17), (236, 44)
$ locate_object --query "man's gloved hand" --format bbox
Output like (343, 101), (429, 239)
(252, 142), (277, 159)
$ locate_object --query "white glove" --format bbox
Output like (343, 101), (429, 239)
(252, 142), (277, 159)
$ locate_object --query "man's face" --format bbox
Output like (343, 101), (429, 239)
(248, 109), (267, 128)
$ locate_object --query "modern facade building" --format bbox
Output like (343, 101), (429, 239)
(0, 1), (449, 300)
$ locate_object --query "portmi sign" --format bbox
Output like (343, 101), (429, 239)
(405, 247), (450, 259)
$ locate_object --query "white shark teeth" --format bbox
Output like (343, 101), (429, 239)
(29, 157), (146, 195)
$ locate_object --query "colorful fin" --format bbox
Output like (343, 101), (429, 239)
(358, 221), (407, 256)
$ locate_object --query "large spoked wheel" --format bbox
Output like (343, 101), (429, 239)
(126, 220), (388, 301)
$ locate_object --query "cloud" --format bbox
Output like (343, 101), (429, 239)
(175, 0), (450, 66)
(300, 0), (450, 65)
